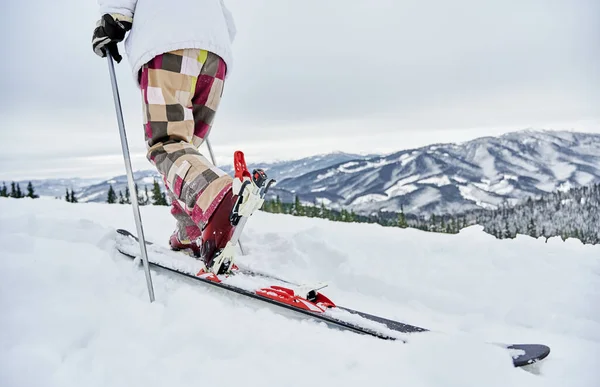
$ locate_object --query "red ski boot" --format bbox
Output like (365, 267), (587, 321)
(200, 151), (274, 275)
(199, 189), (237, 273)
(169, 232), (202, 257)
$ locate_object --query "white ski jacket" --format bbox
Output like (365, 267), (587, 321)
(98, 0), (236, 82)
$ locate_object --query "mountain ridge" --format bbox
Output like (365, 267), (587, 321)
(12, 129), (600, 215)
(270, 129), (600, 214)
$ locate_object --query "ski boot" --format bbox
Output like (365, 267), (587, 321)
(200, 151), (275, 275)
(168, 232), (202, 257)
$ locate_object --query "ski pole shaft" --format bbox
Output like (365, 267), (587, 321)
(205, 138), (246, 256)
(107, 54), (156, 302)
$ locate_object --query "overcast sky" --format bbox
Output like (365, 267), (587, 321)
(0, 0), (598, 180)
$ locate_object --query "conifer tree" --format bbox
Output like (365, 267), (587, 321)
(1, 182), (8, 197)
(125, 187), (131, 204)
(527, 218), (536, 237)
(293, 195), (302, 216)
(70, 189), (78, 203)
(65, 188), (70, 202)
(26, 182), (39, 199)
(430, 214), (437, 232)
(276, 196), (282, 213)
(503, 223), (512, 239)
(319, 202), (326, 218)
(151, 180), (168, 206)
(15, 183), (23, 198)
(107, 185), (117, 204)
(397, 206), (408, 228)
(118, 190), (125, 204)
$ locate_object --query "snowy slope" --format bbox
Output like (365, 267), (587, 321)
(1, 198), (599, 387)
(274, 130), (600, 214)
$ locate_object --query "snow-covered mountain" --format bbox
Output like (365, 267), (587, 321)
(77, 170), (162, 203)
(22, 152), (368, 203)
(12, 130), (600, 214)
(7, 177), (103, 199)
(272, 130), (600, 214)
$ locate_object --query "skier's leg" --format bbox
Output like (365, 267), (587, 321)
(140, 49), (232, 249)
(168, 191), (202, 256)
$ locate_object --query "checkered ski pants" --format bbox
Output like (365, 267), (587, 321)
(140, 49), (232, 242)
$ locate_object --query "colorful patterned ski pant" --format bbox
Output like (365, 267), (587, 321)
(140, 49), (232, 241)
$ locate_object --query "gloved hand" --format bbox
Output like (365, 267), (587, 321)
(92, 13), (132, 63)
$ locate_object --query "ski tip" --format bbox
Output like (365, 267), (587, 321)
(507, 344), (551, 367)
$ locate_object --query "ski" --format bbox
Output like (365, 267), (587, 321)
(115, 228), (550, 367)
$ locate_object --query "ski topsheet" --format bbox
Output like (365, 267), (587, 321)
(114, 229), (550, 367)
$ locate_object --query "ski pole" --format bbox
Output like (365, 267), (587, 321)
(106, 54), (156, 302)
(205, 138), (247, 256)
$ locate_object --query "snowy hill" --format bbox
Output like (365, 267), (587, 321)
(1, 197), (599, 386)
(274, 130), (600, 214)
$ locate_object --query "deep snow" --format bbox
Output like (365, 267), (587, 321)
(1, 197), (599, 387)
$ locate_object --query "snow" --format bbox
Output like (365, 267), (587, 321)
(575, 171), (595, 186)
(491, 179), (515, 195)
(473, 145), (498, 179)
(473, 178), (515, 196)
(459, 185), (504, 209)
(550, 162), (577, 181)
(407, 186), (441, 211)
(338, 161), (360, 171)
(314, 197), (332, 206)
(350, 193), (388, 206)
(315, 169), (337, 182)
(558, 181), (573, 193)
(1, 197), (600, 386)
(398, 153), (417, 166)
(418, 175), (452, 187)
(385, 175), (420, 197)
(536, 180), (557, 193)
(386, 184), (418, 197)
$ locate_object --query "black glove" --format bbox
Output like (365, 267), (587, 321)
(92, 13), (132, 63)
